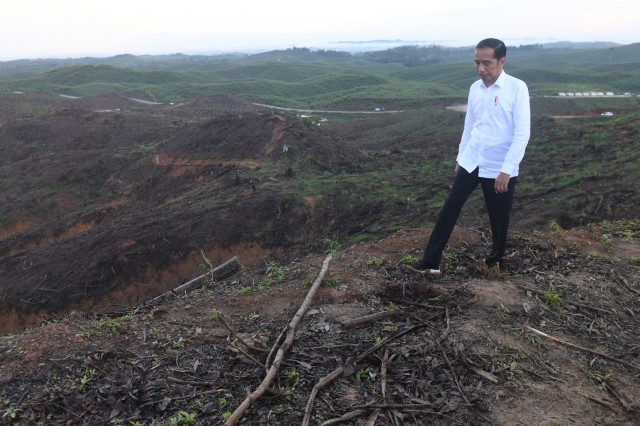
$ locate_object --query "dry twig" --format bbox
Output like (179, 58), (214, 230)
(525, 326), (640, 372)
(224, 254), (332, 426)
(340, 309), (402, 328)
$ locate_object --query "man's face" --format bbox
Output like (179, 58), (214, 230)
(474, 47), (505, 87)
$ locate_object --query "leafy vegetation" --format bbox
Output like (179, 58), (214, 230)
(3, 43), (639, 104)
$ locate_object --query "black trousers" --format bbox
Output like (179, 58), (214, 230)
(422, 167), (517, 268)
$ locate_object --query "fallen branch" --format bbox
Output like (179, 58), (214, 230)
(340, 309), (402, 328)
(264, 324), (288, 371)
(524, 326), (640, 372)
(354, 323), (428, 363)
(380, 351), (394, 400)
(227, 343), (265, 369)
(574, 390), (618, 413)
(301, 327), (424, 426)
(438, 309), (471, 406)
(604, 383), (634, 412)
(467, 365), (499, 384)
(302, 367), (346, 426)
(218, 313), (268, 353)
(147, 256), (240, 305)
(387, 298), (446, 310)
(568, 301), (611, 315)
(224, 254), (332, 426)
(613, 273), (640, 297)
(354, 403), (434, 410)
(319, 409), (369, 426)
(303, 312), (446, 425)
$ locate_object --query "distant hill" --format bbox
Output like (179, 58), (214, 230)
(1, 42), (639, 103)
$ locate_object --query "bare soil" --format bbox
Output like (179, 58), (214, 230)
(1, 93), (639, 425)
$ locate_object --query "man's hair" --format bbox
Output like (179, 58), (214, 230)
(476, 38), (507, 60)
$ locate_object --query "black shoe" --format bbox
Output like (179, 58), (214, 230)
(406, 261), (441, 276)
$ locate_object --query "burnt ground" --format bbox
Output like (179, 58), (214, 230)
(1, 226), (639, 425)
(0, 93), (639, 425)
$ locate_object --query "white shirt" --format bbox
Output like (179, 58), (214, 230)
(457, 70), (530, 178)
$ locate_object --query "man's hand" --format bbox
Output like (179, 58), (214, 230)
(495, 172), (511, 193)
(455, 163), (461, 175)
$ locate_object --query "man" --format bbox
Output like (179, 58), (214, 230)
(408, 38), (530, 275)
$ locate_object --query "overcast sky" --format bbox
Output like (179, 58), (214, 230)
(2, 0), (638, 60)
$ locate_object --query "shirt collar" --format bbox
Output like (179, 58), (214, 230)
(481, 70), (507, 89)
(493, 70), (507, 88)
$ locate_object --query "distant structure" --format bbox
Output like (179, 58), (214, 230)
(557, 91), (621, 97)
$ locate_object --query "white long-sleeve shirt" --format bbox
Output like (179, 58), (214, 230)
(457, 70), (530, 178)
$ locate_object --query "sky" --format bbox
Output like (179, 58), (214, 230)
(2, 0), (638, 60)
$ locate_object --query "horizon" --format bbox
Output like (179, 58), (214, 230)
(1, 38), (634, 62)
(2, 0), (638, 61)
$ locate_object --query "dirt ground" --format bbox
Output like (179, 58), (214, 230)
(1, 93), (639, 425)
(1, 224), (639, 425)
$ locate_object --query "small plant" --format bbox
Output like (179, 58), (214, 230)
(323, 237), (341, 255)
(247, 313), (260, 321)
(490, 306), (509, 318)
(400, 254), (419, 265)
(77, 368), (98, 392)
(302, 278), (314, 287)
(541, 289), (562, 309)
(221, 411), (231, 421)
(265, 261), (286, 282)
(494, 358), (522, 379)
(172, 337), (186, 349)
(2, 402), (22, 421)
(169, 411), (198, 426)
(366, 256), (384, 266)
(583, 367), (613, 390)
(355, 367), (377, 389)
(237, 287), (253, 295)
(266, 405), (285, 420)
(587, 252), (603, 260)
(218, 397), (227, 408)
(522, 331), (545, 350)
(258, 261), (287, 291)
(323, 275), (340, 287)
(513, 232), (535, 244)
(600, 233), (614, 245)
(548, 220), (563, 234)
(208, 308), (221, 320)
(286, 368), (305, 392)
(82, 310), (138, 336)
(622, 230), (635, 242)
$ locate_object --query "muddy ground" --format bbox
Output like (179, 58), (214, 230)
(0, 93), (639, 424)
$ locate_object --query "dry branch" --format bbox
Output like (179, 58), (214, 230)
(218, 313), (268, 353)
(303, 311), (448, 424)
(525, 326), (640, 372)
(224, 254), (332, 426)
(319, 409), (369, 426)
(147, 256), (240, 305)
(340, 309), (401, 328)
(301, 328), (422, 425)
(468, 365), (499, 384)
(302, 367), (346, 426)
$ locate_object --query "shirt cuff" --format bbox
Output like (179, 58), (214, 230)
(501, 163), (517, 176)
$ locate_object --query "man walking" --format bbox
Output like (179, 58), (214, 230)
(409, 38), (530, 275)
